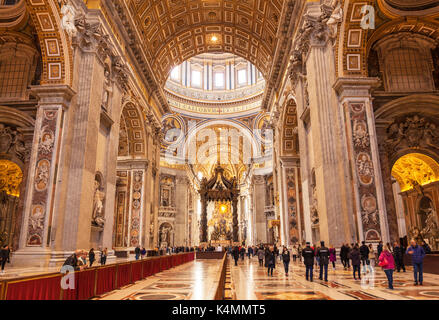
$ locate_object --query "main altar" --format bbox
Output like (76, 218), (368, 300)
(198, 165), (240, 243)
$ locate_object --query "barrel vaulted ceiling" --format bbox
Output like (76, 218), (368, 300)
(108, 0), (299, 113)
(126, 0), (283, 85)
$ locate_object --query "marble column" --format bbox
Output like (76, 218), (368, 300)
(252, 175), (266, 244)
(175, 175), (189, 246)
(291, 5), (357, 246)
(334, 77), (390, 244)
(13, 85), (75, 267)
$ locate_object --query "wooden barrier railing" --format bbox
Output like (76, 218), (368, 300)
(214, 253), (228, 300)
(0, 252), (195, 300)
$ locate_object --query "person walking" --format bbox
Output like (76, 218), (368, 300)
(257, 246), (265, 267)
(340, 244), (348, 269)
(100, 248), (108, 265)
(0, 245), (10, 273)
(292, 245), (298, 262)
(89, 248), (95, 267)
(232, 246), (240, 266)
(266, 247), (276, 277)
(406, 239), (426, 286)
(314, 244), (320, 267)
(317, 241), (330, 282)
(368, 244), (376, 273)
(282, 246), (291, 276)
(379, 244), (395, 290)
(346, 244), (352, 269)
(302, 242), (315, 282)
(329, 245), (336, 270)
(377, 241), (383, 258)
(135, 245), (141, 260)
(359, 241), (370, 274)
(393, 242), (406, 273)
(349, 244), (361, 280)
(240, 246), (245, 261)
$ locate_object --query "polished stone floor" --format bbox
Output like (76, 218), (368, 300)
(99, 259), (222, 300)
(97, 256), (439, 300)
(231, 256), (439, 300)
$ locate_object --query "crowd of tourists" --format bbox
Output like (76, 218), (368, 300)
(62, 248), (108, 271)
(226, 238), (429, 291)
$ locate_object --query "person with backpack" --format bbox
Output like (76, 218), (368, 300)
(302, 242), (315, 282)
(349, 244), (361, 280)
(281, 246), (291, 276)
(317, 241), (330, 281)
(379, 244), (396, 290)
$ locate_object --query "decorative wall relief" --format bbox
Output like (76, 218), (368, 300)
(286, 168), (299, 244)
(129, 170), (143, 247)
(347, 102), (382, 241)
(0, 124), (27, 163)
(386, 115), (439, 153)
(27, 108), (60, 246)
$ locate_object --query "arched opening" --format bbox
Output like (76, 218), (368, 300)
(0, 159), (23, 247)
(391, 153), (439, 250)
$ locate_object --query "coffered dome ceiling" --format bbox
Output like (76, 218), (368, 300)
(123, 0), (284, 86)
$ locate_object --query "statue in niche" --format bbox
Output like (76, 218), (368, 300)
(324, 0), (343, 39)
(160, 225), (171, 245)
(421, 206), (439, 250)
(92, 179), (106, 228)
(310, 186), (319, 227)
(101, 66), (111, 110)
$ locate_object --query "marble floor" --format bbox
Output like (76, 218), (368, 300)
(95, 256), (439, 300)
(99, 259), (222, 300)
(231, 256), (439, 300)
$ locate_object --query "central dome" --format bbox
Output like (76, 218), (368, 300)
(164, 53), (265, 118)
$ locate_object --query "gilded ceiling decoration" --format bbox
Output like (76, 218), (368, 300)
(125, 0), (284, 86)
(0, 160), (23, 197)
(392, 153), (439, 192)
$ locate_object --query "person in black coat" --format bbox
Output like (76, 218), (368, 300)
(232, 246), (240, 266)
(349, 245), (361, 280)
(89, 248), (95, 267)
(359, 241), (370, 274)
(393, 241), (406, 272)
(63, 250), (80, 271)
(317, 241), (330, 281)
(377, 241), (383, 258)
(0, 245), (10, 273)
(266, 247), (276, 277)
(281, 246), (291, 276)
(340, 244), (347, 269)
(302, 242), (315, 282)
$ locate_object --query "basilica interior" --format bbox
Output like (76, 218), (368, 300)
(0, 0), (438, 301)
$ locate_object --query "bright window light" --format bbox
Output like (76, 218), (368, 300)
(238, 69), (247, 85)
(214, 72), (224, 88)
(191, 70), (202, 87)
(170, 66), (180, 81)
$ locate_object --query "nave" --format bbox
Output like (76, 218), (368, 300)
(98, 257), (439, 301)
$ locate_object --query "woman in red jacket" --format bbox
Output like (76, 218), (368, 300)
(379, 244), (396, 290)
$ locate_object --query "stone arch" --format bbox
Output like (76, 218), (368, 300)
(339, 0), (439, 78)
(25, 0), (73, 85)
(118, 102), (147, 158)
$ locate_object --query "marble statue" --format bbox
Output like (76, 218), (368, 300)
(92, 179), (106, 227)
